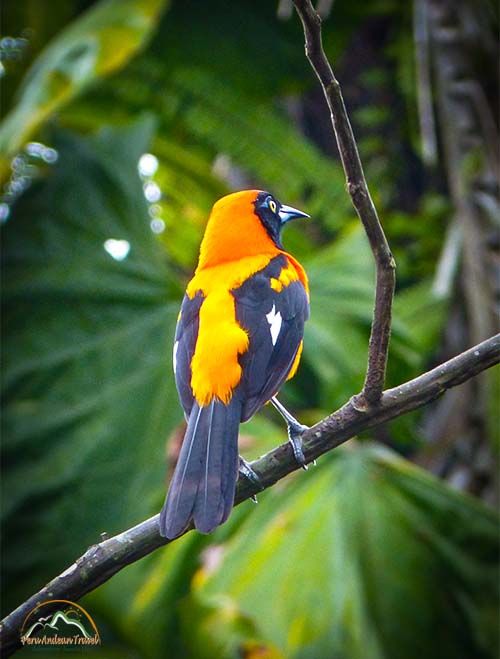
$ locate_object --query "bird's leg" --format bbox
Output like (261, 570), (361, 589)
(238, 456), (264, 502)
(271, 396), (312, 470)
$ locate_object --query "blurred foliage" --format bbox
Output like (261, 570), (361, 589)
(82, 445), (499, 659)
(1, 1), (498, 658)
(1, 120), (179, 596)
(189, 446), (498, 659)
(0, 0), (167, 179)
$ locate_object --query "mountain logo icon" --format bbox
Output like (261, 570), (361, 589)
(20, 599), (101, 649)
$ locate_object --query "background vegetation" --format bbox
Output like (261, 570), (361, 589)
(1, 0), (498, 657)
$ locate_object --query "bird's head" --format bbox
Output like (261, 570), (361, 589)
(252, 190), (309, 247)
(197, 190), (309, 269)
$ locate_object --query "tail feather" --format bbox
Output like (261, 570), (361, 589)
(160, 398), (240, 539)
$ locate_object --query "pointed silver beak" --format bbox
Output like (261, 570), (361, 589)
(278, 203), (310, 224)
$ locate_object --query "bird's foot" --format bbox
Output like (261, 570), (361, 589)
(270, 397), (314, 470)
(238, 456), (264, 494)
(287, 421), (312, 470)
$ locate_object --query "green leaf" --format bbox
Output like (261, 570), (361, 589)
(0, 118), (181, 614)
(186, 444), (498, 659)
(0, 0), (168, 173)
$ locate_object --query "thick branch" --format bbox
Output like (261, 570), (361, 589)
(1, 334), (499, 656)
(292, 0), (396, 405)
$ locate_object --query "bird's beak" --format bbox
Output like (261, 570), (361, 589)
(278, 204), (309, 224)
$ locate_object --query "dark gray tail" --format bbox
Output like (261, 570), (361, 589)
(159, 398), (241, 539)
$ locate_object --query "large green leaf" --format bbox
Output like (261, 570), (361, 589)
(82, 445), (498, 659)
(182, 444), (498, 659)
(0, 0), (168, 175)
(1, 118), (181, 615)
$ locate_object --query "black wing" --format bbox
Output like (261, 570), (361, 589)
(233, 254), (309, 422)
(173, 291), (204, 418)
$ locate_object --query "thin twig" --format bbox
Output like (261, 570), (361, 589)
(292, 0), (396, 406)
(413, 0), (438, 165)
(1, 334), (499, 656)
(432, 219), (461, 299)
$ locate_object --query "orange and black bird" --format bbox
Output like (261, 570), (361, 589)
(159, 190), (310, 539)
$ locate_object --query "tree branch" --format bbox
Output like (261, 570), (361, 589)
(292, 0), (396, 405)
(1, 334), (499, 656)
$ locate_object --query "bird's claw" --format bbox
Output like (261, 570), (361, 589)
(287, 421), (311, 470)
(239, 456), (264, 490)
(270, 397), (313, 470)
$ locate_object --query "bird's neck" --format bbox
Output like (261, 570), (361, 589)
(196, 201), (279, 270)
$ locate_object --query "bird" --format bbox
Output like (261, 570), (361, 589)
(159, 189), (310, 539)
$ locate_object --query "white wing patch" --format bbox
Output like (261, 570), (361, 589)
(266, 304), (282, 346)
(173, 340), (179, 374)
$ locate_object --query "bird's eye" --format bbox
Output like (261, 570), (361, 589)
(269, 199), (277, 214)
